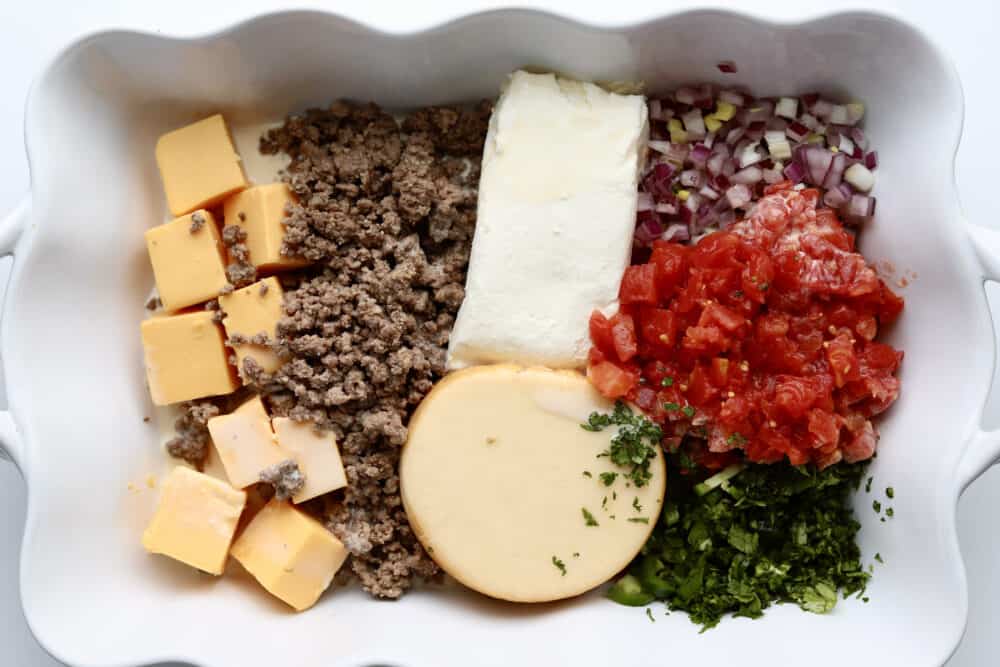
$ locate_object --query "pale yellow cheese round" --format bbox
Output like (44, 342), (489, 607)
(400, 364), (666, 603)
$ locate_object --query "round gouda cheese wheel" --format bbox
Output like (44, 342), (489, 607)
(400, 364), (666, 603)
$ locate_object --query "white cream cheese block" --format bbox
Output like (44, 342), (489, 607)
(447, 70), (648, 369)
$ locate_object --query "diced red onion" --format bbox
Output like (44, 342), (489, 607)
(804, 146), (834, 185)
(694, 84), (715, 109)
(850, 127), (868, 151)
(823, 184), (850, 208)
(785, 121), (810, 143)
(703, 131), (716, 149)
(719, 89), (749, 106)
(762, 165), (785, 184)
(685, 192), (703, 213)
(726, 184), (753, 209)
(822, 152), (848, 189)
(801, 93), (820, 110)
(722, 158), (737, 178)
(655, 202), (678, 215)
(648, 140), (673, 155)
(717, 61), (738, 74)
(745, 121), (766, 141)
(635, 210), (664, 243)
(739, 144), (764, 168)
(713, 173), (731, 190)
(731, 165), (763, 185)
(799, 113), (820, 131)
(643, 163), (676, 199)
(828, 105), (850, 125)
(775, 97), (798, 119)
(698, 184), (721, 200)
(707, 151), (727, 176)
(766, 116), (789, 132)
(783, 160), (807, 183)
(662, 223), (691, 242)
(812, 99), (835, 119)
(680, 169), (704, 187)
(844, 163), (875, 193)
(847, 194), (876, 219)
(726, 126), (746, 145)
(675, 87), (698, 105)
(689, 143), (712, 167)
(864, 151), (878, 169)
(718, 208), (736, 228)
(682, 109), (707, 139)
(637, 191), (654, 211)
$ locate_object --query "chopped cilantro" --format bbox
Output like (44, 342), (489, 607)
(607, 460), (871, 630)
(682, 406), (696, 418)
(886, 507), (894, 518)
(872, 500), (881, 513)
(582, 471), (592, 478)
(552, 556), (567, 576)
(582, 508), (599, 527)
(583, 402), (661, 487)
(633, 497), (643, 513)
(875, 553), (884, 564)
(664, 402), (680, 411)
(646, 608), (656, 622)
(600, 472), (618, 486)
(661, 377), (674, 387)
(862, 596), (870, 603)
(886, 486), (895, 499)
(865, 477), (873, 493)
(628, 517), (650, 524)
(573, 552), (580, 558)
(613, 491), (618, 500)
(602, 496), (608, 509)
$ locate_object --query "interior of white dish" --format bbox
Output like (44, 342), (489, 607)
(10, 10), (983, 667)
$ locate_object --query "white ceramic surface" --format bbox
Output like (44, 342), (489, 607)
(3, 8), (1000, 667)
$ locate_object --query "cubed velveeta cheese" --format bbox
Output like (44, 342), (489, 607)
(145, 210), (229, 312)
(222, 184), (308, 270)
(218, 277), (284, 378)
(272, 417), (348, 504)
(155, 114), (248, 217)
(230, 499), (348, 611)
(141, 311), (240, 406)
(208, 396), (285, 489)
(142, 466), (246, 575)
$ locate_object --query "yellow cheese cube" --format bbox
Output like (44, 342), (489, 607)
(231, 499), (348, 611)
(208, 396), (286, 489)
(272, 418), (347, 504)
(141, 311), (240, 406)
(142, 466), (246, 575)
(155, 114), (248, 217)
(222, 184), (309, 270)
(218, 277), (284, 377)
(145, 210), (229, 312)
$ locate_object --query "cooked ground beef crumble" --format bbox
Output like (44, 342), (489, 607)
(165, 100), (489, 599)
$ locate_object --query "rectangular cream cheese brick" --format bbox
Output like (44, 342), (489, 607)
(145, 210), (229, 312)
(208, 396), (286, 489)
(447, 71), (648, 369)
(141, 310), (240, 406)
(222, 183), (309, 270)
(230, 499), (348, 611)
(142, 466), (246, 575)
(272, 417), (348, 503)
(155, 114), (248, 217)
(218, 277), (284, 378)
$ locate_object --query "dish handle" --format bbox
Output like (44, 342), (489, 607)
(0, 196), (29, 468)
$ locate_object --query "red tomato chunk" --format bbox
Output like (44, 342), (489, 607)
(587, 183), (904, 468)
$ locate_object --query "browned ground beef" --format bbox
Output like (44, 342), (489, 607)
(249, 101), (489, 598)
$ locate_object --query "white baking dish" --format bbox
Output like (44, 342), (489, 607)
(2, 8), (1000, 667)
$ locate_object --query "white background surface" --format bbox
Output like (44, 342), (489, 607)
(0, 1), (998, 665)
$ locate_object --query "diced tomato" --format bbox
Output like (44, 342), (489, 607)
(587, 361), (638, 399)
(619, 264), (659, 305)
(585, 186), (902, 468)
(588, 311), (616, 358)
(638, 307), (678, 349)
(649, 241), (689, 297)
(709, 357), (730, 386)
(877, 282), (904, 324)
(610, 312), (639, 362)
